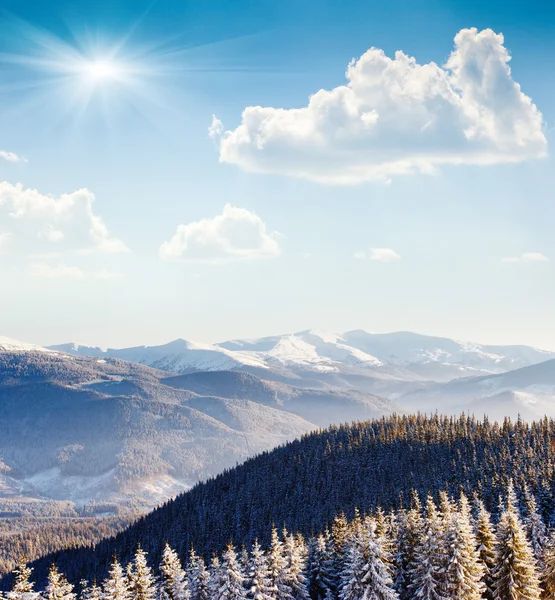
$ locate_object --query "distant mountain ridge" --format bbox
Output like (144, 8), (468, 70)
(47, 329), (555, 387)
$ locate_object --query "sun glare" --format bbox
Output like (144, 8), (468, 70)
(83, 60), (121, 81)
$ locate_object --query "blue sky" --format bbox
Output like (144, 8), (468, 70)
(1, 0), (554, 349)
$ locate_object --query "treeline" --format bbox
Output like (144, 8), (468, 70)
(0, 517), (131, 576)
(5, 483), (555, 600)
(17, 414), (555, 588)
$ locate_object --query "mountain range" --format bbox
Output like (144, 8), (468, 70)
(2, 328), (555, 510)
(0, 339), (395, 509)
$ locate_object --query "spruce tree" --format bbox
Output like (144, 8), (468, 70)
(408, 495), (446, 600)
(524, 487), (547, 566)
(476, 502), (497, 600)
(306, 534), (333, 600)
(542, 532), (555, 600)
(248, 540), (273, 600)
(283, 534), (309, 600)
(492, 484), (541, 600)
(103, 558), (131, 600)
(129, 547), (157, 600)
(443, 494), (484, 600)
(211, 544), (246, 600)
(359, 521), (398, 600)
(80, 580), (103, 600)
(160, 544), (190, 600)
(267, 528), (292, 600)
(338, 534), (366, 600)
(45, 565), (76, 600)
(188, 549), (211, 600)
(6, 557), (40, 600)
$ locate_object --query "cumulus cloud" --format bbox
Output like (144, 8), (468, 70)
(354, 248), (401, 262)
(502, 252), (549, 263)
(159, 204), (281, 263)
(0, 151), (24, 163)
(212, 28), (546, 184)
(0, 182), (129, 255)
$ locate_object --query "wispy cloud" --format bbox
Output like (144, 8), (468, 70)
(502, 252), (549, 264)
(0, 151), (25, 163)
(354, 248), (401, 262)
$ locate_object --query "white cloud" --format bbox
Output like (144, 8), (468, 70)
(159, 204), (281, 263)
(0, 151), (25, 163)
(354, 248), (401, 262)
(0, 182), (129, 255)
(213, 28), (546, 185)
(28, 263), (85, 279)
(502, 252), (549, 263)
(208, 115), (224, 140)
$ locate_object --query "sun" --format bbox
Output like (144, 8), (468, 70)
(82, 60), (122, 82)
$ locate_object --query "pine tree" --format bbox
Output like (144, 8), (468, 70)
(338, 534), (365, 600)
(80, 580), (103, 600)
(394, 503), (423, 600)
(248, 540), (273, 600)
(475, 502), (496, 600)
(267, 528), (292, 600)
(442, 494), (484, 600)
(283, 534), (309, 600)
(408, 495), (446, 600)
(359, 521), (398, 600)
(45, 565), (76, 600)
(188, 549), (211, 600)
(210, 544), (246, 600)
(542, 532), (555, 599)
(103, 558), (131, 600)
(6, 557), (40, 600)
(160, 544), (190, 600)
(306, 534), (333, 600)
(492, 484), (541, 600)
(128, 547), (157, 600)
(524, 487), (547, 566)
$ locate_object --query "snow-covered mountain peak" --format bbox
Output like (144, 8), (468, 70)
(0, 336), (51, 353)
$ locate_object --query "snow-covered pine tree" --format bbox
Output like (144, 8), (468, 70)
(394, 503), (423, 600)
(408, 495), (446, 600)
(267, 528), (292, 600)
(80, 580), (103, 600)
(283, 534), (309, 600)
(188, 549), (211, 600)
(442, 494), (484, 600)
(5, 557), (41, 600)
(329, 514), (350, 600)
(542, 532), (555, 599)
(475, 501), (496, 600)
(338, 533), (366, 600)
(492, 483), (541, 600)
(210, 544), (246, 600)
(45, 565), (76, 600)
(306, 534), (333, 600)
(129, 547), (157, 600)
(524, 486), (547, 566)
(359, 521), (398, 600)
(160, 544), (190, 600)
(103, 557), (131, 600)
(248, 540), (273, 600)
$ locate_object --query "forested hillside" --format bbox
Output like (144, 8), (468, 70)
(13, 414), (555, 590)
